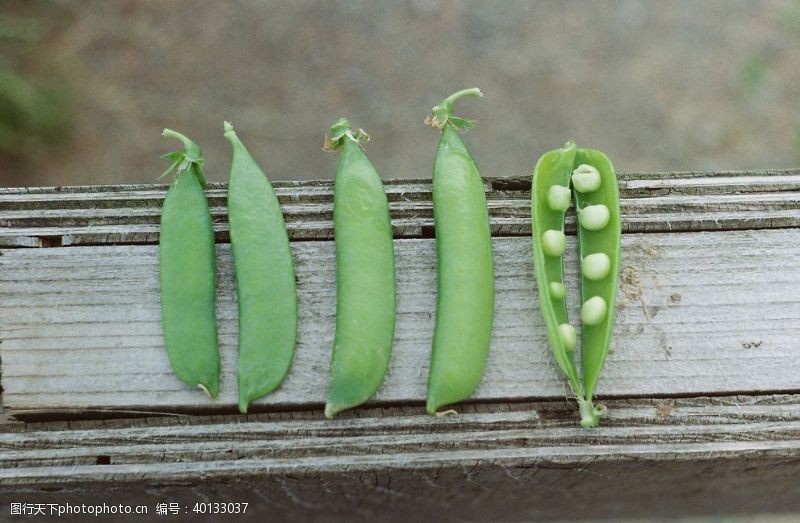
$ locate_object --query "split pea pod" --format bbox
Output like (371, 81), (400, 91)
(531, 142), (620, 427)
(224, 122), (297, 414)
(323, 118), (396, 418)
(425, 88), (495, 415)
(158, 129), (220, 398)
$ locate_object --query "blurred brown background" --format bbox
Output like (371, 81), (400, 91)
(1, 0), (799, 187)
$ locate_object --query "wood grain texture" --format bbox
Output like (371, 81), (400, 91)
(1, 169), (799, 246)
(1, 171), (800, 519)
(1, 396), (800, 521)
(2, 229), (799, 415)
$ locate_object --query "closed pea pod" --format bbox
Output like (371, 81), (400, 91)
(531, 142), (620, 427)
(425, 88), (495, 415)
(323, 118), (396, 418)
(224, 122), (297, 414)
(158, 129), (220, 398)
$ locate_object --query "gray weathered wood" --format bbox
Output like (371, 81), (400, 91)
(2, 171), (800, 520)
(1, 170), (799, 247)
(2, 229), (799, 415)
(1, 396), (800, 521)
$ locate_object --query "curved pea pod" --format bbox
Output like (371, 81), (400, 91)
(323, 118), (396, 418)
(224, 122), (297, 414)
(573, 148), (621, 405)
(425, 88), (495, 414)
(158, 129), (220, 398)
(530, 142), (581, 396)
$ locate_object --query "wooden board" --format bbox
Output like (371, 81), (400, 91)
(1, 171), (800, 520)
(2, 230), (800, 416)
(1, 170), (799, 247)
(2, 396), (800, 521)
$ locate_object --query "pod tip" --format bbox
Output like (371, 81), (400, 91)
(198, 383), (218, 399)
(223, 121), (237, 140)
(324, 402), (340, 419)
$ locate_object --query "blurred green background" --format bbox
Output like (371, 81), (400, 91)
(1, 0), (799, 187)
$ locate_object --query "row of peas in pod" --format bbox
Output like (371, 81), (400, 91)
(158, 88), (621, 427)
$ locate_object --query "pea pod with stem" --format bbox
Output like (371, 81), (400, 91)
(323, 118), (396, 418)
(425, 88), (495, 415)
(158, 129), (220, 398)
(531, 142), (621, 427)
(224, 122), (297, 414)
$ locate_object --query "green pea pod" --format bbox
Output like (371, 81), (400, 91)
(425, 88), (495, 414)
(323, 118), (396, 418)
(530, 142), (581, 395)
(573, 148), (621, 404)
(158, 129), (220, 398)
(224, 122), (298, 414)
(531, 142), (621, 427)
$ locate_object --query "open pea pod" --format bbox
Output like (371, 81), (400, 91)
(531, 142), (621, 427)
(573, 148), (621, 405)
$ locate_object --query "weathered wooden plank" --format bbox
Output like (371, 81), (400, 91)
(1, 172), (799, 519)
(0, 396), (794, 461)
(2, 191), (798, 224)
(0, 169), (800, 196)
(2, 170), (799, 247)
(1, 204), (799, 247)
(0, 396), (799, 521)
(1, 176), (796, 211)
(2, 229), (799, 416)
(2, 458), (799, 522)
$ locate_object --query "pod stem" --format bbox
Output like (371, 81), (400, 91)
(323, 117), (369, 152)
(443, 87), (483, 105)
(578, 397), (606, 428)
(162, 128), (202, 162)
(425, 87), (483, 132)
(160, 128), (207, 187)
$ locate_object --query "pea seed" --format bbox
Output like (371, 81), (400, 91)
(542, 229), (566, 256)
(572, 164), (602, 193)
(578, 204), (610, 231)
(558, 323), (577, 351)
(582, 253), (611, 281)
(581, 296), (607, 326)
(549, 281), (566, 300)
(547, 185), (571, 211)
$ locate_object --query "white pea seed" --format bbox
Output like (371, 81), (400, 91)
(581, 296), (607, 326)
(582, 253), (611, 281)
(549, 281), (566, 300)
(547, 185), (571, 212)
(578, 204), (610, 231)
(542, 230), (566, 256)
(558, 323), (577, 351)
(572, 164), (602, 193)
